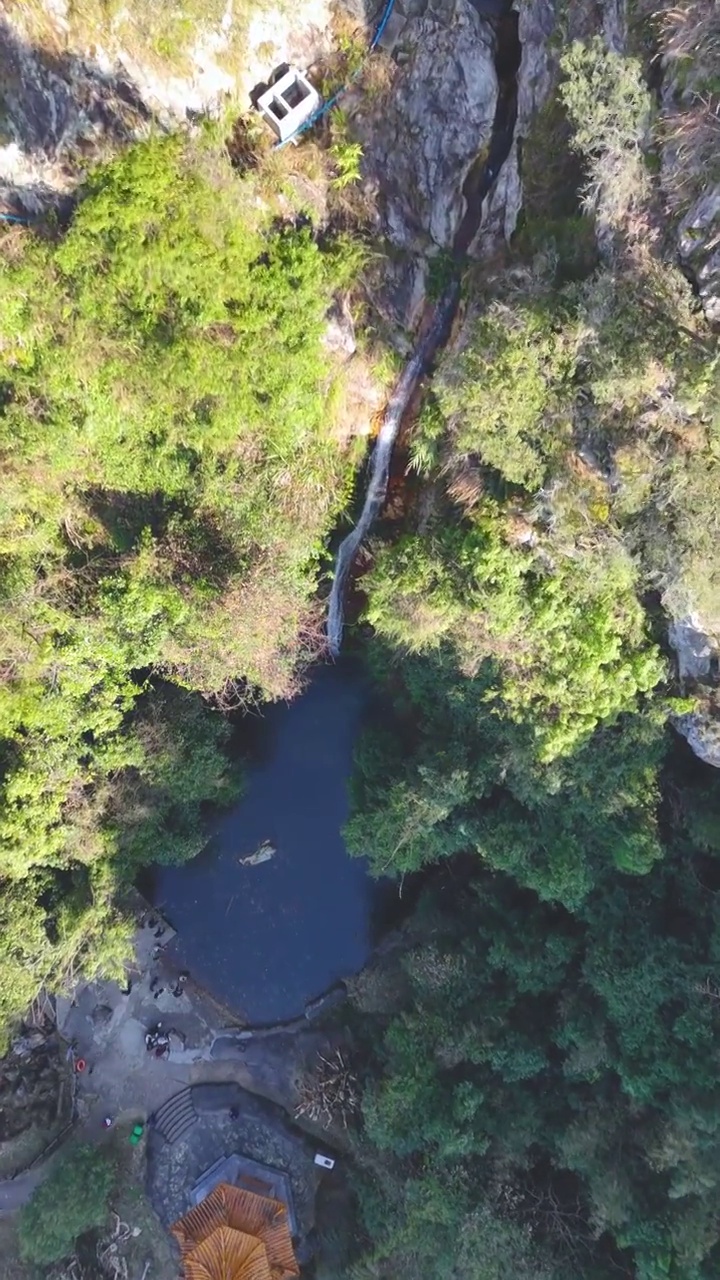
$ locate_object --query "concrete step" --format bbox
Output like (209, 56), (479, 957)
(152, 1088), (197, 1144)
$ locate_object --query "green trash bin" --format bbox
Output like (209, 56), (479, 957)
(129, 1123), (144, 1145)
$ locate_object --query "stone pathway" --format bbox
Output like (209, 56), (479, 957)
(0, 918), (344, 1216)
(146, 1083), (321, 1248)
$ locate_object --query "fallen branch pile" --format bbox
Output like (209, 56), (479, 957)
(295, 1048), (359, 1129)
(50, 1212), (139, 1280)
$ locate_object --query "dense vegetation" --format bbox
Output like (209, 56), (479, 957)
(2, 4), (720, 1279)
(18, 1143), (116, 1264)
(0, 129), (361, 1041)
(339, 11), (720, 1280)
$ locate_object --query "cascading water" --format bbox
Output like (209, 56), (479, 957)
(326, 281), (461, 657)
(326, 7), (520, 656)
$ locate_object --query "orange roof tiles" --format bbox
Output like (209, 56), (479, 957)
(172, 1183), (299, 1280)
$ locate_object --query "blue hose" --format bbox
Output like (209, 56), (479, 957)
(274, 0), (397, 149)
(0, 212), (30, 224)
(370, 0), (396, 49)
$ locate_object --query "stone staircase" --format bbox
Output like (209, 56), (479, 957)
(151, 1088), (198, 1144)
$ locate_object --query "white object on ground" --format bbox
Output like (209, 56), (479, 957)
(256, 67), (321, 143)
(239, 841), (276, 867)
(314, 1153), (335, 1169)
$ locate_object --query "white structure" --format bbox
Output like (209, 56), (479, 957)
(314, 1153), (335, 1170)
(256, 67), (321, 144)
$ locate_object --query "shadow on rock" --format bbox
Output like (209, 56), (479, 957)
(0, 16), (160, 214)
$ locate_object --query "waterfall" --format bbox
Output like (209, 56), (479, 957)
(326, 281), (461, 656)
(326, 7), (520, 656)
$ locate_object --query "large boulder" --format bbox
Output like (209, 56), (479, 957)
(356, 0), (499, 252)
(675, 706), (720, 769)
(668, 613), (720, 681)
(678, 185), (720, 326)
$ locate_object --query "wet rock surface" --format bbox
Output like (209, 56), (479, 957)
(477, 0), (554, 249)
(355, 0), (500, 252)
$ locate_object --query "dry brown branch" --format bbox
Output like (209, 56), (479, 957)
(295, 1048), (359, 1129)
(659, 1), (720, 61)
(693, 976), (720, 1002)
(520, 1184), (595, 1261)
(95, 1213), (135, 1280)
(661, 95), (720, 212)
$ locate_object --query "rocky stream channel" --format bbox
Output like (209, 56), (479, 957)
(148, 5), (524, 1022)
(328, 2), (521, 653)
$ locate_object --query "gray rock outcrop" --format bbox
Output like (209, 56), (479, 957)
(473, 0), (555, 253)
(0, 17), (155, 211)
(658, 22), (720, 326)
(0, 0), (334, 212)
(668, 609), (720, 768)
(668, 613), (720, 682)
(678, 185), (720, 326)
(356, 0), (500, 252)
(675, 708), (720, 770)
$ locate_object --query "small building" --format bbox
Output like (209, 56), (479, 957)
(256, 68), (321, 144)
(172, 1182), (299, 1280)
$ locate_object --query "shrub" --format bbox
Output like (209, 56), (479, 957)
(18, 1143), (116, 1264)
(559, 38), (652, 228)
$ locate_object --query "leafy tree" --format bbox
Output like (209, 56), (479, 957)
(363, 514), (664, 765)
(18, 1143), (116, 1263)
(0, 127), (362, 1037)
(436, 291), (578, 489)
(559, 38), (652, 227)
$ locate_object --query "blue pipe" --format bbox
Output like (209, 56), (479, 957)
(274, 0), (397, 149)
(370, 0), (395, 49)
(0, 212), (30, 224)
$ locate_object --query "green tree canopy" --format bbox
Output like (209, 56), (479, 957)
(18, 1143), (116, 1264)
(0, 128), (362, 1035)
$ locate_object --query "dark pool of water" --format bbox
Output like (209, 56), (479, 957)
(143, 661), (386, 1024)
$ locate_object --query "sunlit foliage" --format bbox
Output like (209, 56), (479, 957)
(0, 130), (360, 1027)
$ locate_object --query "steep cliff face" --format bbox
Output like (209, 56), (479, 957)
(0, 0), (333, 211)
(653, 6), (720, 762)
(350, 0), (557, 258)
(1, 0), (555, 261)
(657, 4), (720, 325)
(351, 0), (500, 254)
(668, 610), (720, 768)
(472, 0), (555, 252)
(675, 701), (720, 769)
